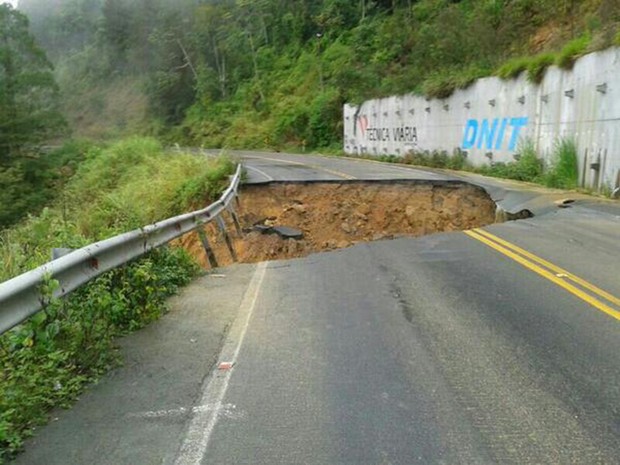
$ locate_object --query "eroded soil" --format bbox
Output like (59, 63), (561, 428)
(178, 181), (497, 267)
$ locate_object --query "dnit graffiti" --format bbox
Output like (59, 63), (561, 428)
(462, 117), (528, 151)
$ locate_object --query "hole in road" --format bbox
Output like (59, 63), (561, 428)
(179, 181), (500, 267)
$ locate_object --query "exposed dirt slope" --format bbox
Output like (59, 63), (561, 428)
(178, 181), (497, 267)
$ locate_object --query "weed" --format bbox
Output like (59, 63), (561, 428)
(496, 57), (530, 80)
(0, 247), (198, 462)
(422, 65), (490, 99)
(399, 149), (471, 171)
(526, 53), (556, 83)
(543, 138), (579, 189)
(556, 34), (591, 69)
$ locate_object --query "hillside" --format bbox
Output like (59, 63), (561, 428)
(17, 0), (620, 149)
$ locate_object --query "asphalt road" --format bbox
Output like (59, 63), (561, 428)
(13, 152), (620, 464)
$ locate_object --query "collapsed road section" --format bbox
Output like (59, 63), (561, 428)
(179, 180), (499, 266)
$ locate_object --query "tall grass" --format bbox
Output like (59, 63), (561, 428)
(543, 138), (579, 189)
(0, 137), (235, 280)
(526, 53), (556, 83)
(496, 38), (590, 83)
(496, 57), (530, 80)
(0, 137), (236, 461)
(556, 34), (591, 69)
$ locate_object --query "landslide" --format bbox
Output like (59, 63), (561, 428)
(179, 181), (497, 267)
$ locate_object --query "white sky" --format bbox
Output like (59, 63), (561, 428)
(2, 0), (18, 6)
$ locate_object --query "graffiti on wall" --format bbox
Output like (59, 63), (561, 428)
(357, 115), (418, 143)
(462, 117), (528, 151)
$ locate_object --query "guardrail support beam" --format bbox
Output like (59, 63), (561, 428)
(197, 227), (219, 269)
(227, 207), (243, 237)
(216, 216), (238, 262)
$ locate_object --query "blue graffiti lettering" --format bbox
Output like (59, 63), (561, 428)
(495, 118), (508, 150)
(462, 120), (478, 149)
(461, 117), (529, 151)
(477, 119), (499, 150)
(508, 117), (528, 150)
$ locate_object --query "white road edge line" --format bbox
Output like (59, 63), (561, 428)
(173, 261), (268, 465)
(127, 403), (237, 420)
(245, 164), (275, 182)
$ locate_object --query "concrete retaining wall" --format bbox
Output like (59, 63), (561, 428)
(343, 47), (620, 192)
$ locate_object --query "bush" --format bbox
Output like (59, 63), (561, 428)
(422, 74), (459, 99)
(496, 52), (557, 83)
(0, 141), (93, 230)
(512, 140), (544, 181)
(446, 149), (469, 170)
(478, 140), (543, 182)
(307, 89), (343, 148)
(543, 138), (579, 188)
(0, 247), (198, 461)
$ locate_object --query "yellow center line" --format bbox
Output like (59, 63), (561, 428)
(473, 228), (620, 307)
(247, 155), (357, 180)
(464, 229), (620, 322)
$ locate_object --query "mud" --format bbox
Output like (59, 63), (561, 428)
(178, 181), (497, 267)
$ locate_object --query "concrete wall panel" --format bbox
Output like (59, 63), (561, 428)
(344, 48), (620, 191)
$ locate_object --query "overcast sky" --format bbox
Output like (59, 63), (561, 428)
(2, 0), (18, 7)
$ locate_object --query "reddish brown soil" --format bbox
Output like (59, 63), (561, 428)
(177, 181), (497, 268)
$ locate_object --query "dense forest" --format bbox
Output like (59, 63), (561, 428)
(15, 0), (620, 148)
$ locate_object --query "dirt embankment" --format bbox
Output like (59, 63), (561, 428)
(178, 181), (497, 267)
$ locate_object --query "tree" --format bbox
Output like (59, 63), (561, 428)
(0, 4), (66, 165)
(100, 0), (133, 70)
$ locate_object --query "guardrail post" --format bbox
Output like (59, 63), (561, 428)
(196, 227), (219, 269)
(227, 206), (243, 237)
(216, 216), (238, 262)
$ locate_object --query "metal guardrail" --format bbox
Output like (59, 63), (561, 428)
(0, 164), (243, 335)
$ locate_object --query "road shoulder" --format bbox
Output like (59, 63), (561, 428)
(12, 264), (257, 465)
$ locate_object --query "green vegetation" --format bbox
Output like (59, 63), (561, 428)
(0, 138), (235, 461)
(542, 138), (579, 189)
(0, 141), (93, 229)
(0, 4), (70, 229)
(556, 34), (592, 69)
(366, 138), (579, 190)
(497, 52), (557, 83)
(496, 57), (531, 80)
(526, 53), (557, 83)
(422, 65), (491, 99)
(14, 0), (620, 151)
(478, 140), (544, 181)
(0, 138), (235, 279)
(497, 33), (592, 83)
(0, 5), (66, 163)
(0, 248), (197, 461)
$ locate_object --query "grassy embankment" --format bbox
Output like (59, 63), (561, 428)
(0, 137), (235, 462)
